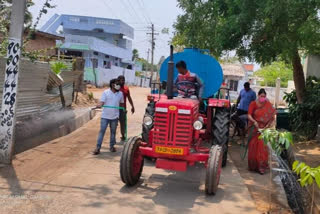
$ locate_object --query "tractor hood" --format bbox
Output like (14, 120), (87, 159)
(155, 98), (199, 115)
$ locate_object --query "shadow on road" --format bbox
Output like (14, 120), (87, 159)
(0, 164), (24, 196)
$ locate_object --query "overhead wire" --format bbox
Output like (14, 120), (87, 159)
(135, 0), (152, 24)
(99, 0), (120, 19)
(125, 0), (149, 25)
(119, 0), (144, 24)
(137, 0), (152, 23)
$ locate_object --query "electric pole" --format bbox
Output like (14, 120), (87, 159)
(146, 49), (150, 86)
(147, 23), (159, 87)
(0, 0), (27, 163)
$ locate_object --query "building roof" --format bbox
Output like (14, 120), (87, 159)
(35, 31), (65, 40)
(24, 30), (65, 40)
(243, 64), (254, 72)
(40, 14), (134, 39)
(221, 64), (245, 77)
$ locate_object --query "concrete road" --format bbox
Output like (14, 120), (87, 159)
(0, 87), (259, 214)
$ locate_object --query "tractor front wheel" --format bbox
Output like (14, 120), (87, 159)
(212, 108), (230, 167)
(120, 137), (144, 186)
(205, 145), (223, 195)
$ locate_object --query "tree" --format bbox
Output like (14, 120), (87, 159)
(255, 61), (293, 87)
(173, 0), (320, 103)
(132, 49), (139, 61)
(0, 0), (34, 28)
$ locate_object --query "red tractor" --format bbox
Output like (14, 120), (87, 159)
(120, 46), (230, 195)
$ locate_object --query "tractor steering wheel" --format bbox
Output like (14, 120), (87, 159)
(176, 81), (198, 98)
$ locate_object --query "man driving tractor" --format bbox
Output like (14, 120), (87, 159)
(175, 60), (204, 100)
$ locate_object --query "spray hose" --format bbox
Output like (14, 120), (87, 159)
(240, 125), (256, 160)
(102, 105), (127, 141)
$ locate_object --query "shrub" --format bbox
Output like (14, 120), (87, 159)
(284, 76), (320, 139)
(88, 92), (94, 101)
(50, 61), (67, 75)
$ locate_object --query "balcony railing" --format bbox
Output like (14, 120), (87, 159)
(63, 35), (132, 60)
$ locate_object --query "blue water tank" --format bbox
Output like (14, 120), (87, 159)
(160, 48), (223, 98)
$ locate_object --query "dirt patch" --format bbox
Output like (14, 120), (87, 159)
(293, 140), (320, 167)
(72, 92), (98, 108)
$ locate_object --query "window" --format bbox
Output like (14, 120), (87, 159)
(96, 19), (114, 25)
(80, 18), (88, 23)
(69, 17), (80, 22)
(93, 52), (99, 56)
(105, 55), (109, 58)
(229, 80), (239, 91)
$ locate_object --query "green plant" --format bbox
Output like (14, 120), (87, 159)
(88, 92), (94, 101)
(293, 161), (320, 188)
(260, 129), (293, 156)
(0, 0), (55, 59)
(254, 61), (293, 88)
(284, 76), (320, 139)
(50, 61), (67, 75)
(135, 71), (142, 77)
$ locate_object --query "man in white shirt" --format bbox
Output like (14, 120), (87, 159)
(93, 79), (124, 154)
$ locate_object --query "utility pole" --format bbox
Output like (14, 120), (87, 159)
(146, 49), (150, 87)
(0, 0), (27, 164)
(147, 23), (159, 87)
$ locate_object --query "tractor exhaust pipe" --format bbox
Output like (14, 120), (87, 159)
(166, 45), (174, 99)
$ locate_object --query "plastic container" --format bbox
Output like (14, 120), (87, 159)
(159, 48), (223, 98)
(276, 108), (291, 130)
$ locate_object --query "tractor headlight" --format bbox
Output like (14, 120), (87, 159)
(193, 120), (203, 130)
(143, 115), (153, 126)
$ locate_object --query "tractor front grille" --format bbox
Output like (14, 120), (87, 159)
(153, 111), (193, 147)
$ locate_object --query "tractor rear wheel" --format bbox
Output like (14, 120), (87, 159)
(120, 137), (144, 186)
(205, 145), (223, 195)
(212, 108), (230, 167)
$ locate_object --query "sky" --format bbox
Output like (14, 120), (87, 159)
(29, 0), (183, 63)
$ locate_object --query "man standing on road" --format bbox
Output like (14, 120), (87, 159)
(118, 75), (135, 141)
(93, 79), (124, 154)
(236, 82), (256, 115)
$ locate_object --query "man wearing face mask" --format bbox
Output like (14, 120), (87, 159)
(93, 79), (124, 154)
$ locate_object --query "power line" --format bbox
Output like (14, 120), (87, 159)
(119, 0), (143, 24)
(125, 0), (148, 25)
(99, 0), (119, 19)
(147, 23), (159, 85)
(135, 0), (152, 24)
(137, 0), (152, 23)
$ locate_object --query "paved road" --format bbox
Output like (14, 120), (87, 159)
(0, 87), (259, 214)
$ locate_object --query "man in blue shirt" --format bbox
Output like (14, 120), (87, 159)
(236, 82), (256, 115)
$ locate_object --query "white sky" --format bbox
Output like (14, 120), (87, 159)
(29, 0), (183, 63)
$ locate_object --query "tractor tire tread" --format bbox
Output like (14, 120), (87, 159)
(212, 108), (230, 167)
(120, 137), (144, 186)
(205, 145), (223, 195)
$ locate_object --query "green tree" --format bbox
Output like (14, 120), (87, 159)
(255, 61), (293, 87)
(132, 49), (139, 61)
(136, 58), (157, 72)
(0, 0), (34, 28)
(173, 0), (320, 103)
